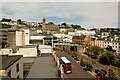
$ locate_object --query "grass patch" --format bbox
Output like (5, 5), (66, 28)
(111, 66), (119, 71)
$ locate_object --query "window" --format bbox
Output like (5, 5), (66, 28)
(16, 63), (19, 73)
(7, 70), (11, 77)
(17, 75), (19, 79)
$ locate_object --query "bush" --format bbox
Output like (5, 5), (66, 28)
(80, 60), (86, 67)
(71, 52), (79, 60)
(80, 58), (93, 71)
(86, 63), (93, 71)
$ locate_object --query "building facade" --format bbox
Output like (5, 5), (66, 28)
(95, 36), (120, 54)
(1, 55), (23, 79)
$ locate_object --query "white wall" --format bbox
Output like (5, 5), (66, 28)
(22, 29), (30, 45)
(30, 36), (45, 40)
(14, 47), (37, 57)
(16, 31), (24, 46)
(38, 45), (52, 54)
(5, 57), (23, 78)
(53, 34), (65, 39)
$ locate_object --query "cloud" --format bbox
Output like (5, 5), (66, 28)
(1, 2), (118, 28)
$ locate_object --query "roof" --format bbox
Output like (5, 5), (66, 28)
(73, 35), (86, 40)
(2, 55), (23, 70)
(61, 57), (70, 63)
(46, 25), (59, 28)
(17, 45), (37, 48)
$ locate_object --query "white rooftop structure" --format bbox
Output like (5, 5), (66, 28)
(30, 36), (46, 40)
(75, 30), (96, 36)
(53, 34), (65, 39)
(38, 45), (52, 54)
(61, 57), (71, 63)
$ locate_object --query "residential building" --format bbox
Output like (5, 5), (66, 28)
(72, 35), (90, 45)
(75, 30), (96, 36)
(95, 36), (120, 54)
(1, 55), (23, 79)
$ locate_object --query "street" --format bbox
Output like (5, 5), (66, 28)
(55, 49), (94, 79)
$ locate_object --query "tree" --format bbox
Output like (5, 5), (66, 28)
(1, 18), (12, 22)
(88, 46), (103, 56)
(17, 19), (21, 22)
(17, 19), (26, 25)
(106, 45), (113, 51)
(71, 24), (81, 29)
(0, 41), (10, 48)
(1, 24), (12, 28)
(61, 23), (66, 26)
(47, 22), (54, 25)
(98, 51), (116, 65)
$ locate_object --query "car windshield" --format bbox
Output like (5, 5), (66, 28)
(66, 67), (71, 70)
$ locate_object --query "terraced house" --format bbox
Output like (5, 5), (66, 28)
(95, 36), (120, 54)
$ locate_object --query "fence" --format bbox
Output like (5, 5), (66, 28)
(52, 50), (64, 79)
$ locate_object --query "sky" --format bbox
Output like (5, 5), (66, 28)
(0, 0), (119, 29)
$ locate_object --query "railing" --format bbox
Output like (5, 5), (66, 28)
(53, 43), (79, 46)
(52, 50), (64, 79)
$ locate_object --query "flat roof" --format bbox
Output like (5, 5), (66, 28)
(61, 57), (70, 63)
(2, 55), (23, 70)
(17, 45), (37, 48)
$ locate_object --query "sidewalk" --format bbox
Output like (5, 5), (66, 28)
(26, 54), (58, 78)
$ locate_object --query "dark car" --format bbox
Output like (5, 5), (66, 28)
(84, 52), (90, 56)
(95, 69), (101, 74)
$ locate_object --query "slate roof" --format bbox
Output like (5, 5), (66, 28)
(2, 55), (23, 70)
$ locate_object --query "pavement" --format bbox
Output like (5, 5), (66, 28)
(26, 54), (58, 78)
(55, 50), (94, 78)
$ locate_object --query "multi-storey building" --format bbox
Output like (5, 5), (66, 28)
(95, 36), (120, 54)
(0, 29), (30, 47)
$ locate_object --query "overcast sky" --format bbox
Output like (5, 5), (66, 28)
(1, 0), (119, 29)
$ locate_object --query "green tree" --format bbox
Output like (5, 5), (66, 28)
(1, 18), (12, 22)
(0, 41), (10, 48)
(17, 19), (21, 22)
(88, 46), (103, 57)
(48, 22), (54, 25)
(71, 24), (81, 29)
(61, 23), (66, 26)
(98, 51), (115, 65)
(1, 24), (12, 28)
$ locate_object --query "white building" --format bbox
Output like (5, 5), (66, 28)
(1, 45), (38, 57)
(22, 29), (30, 45)
(101, 32), (109, 38)
(9, 46), (38, 57)
(63, 36), (73, 43)
(68, 32), (76, 36)
(53, 34), (65, 39)
(38, 45), (52, 54)
(1, 55), (23, 79)
(7, 29), (30, 46)
(95, 36), (120, 54)
(75, 30), (96, 36)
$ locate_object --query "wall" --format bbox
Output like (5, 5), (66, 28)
(16, 31), (24, 46)
(5, 57), (23, 78)
(22, 29), (30, 45)
(7, 32), (16, 46)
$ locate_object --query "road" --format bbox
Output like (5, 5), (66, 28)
(55, 50), (94, 79)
